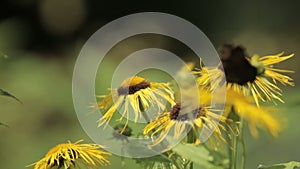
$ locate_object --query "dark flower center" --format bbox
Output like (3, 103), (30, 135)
(117, 80), (150, 95)
(219, 44), (257, 85)
(169, 103), (206, 121)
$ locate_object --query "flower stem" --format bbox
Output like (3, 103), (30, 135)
(232, 130), (238, 169)
(190, 161), (194, 169)
(231, 118), (246, 169)
(121, 140), (126, 169)
(138, 97), (151, 122)
(225, 124), (233, 168)
(187, 129), (196, 169)
(240, 119), (246, 169)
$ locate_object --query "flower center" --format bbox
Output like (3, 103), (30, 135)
(117, 76), (151, 95)
(219, 44), (258, 85)
(169, 103), (206, 121)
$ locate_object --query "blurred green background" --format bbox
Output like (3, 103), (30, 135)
(0, 0), (300, 168)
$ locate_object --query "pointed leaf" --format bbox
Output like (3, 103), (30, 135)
(0, 89), (22, 103)
(0, 122), (9, 127)
(258, 161), (300, 169)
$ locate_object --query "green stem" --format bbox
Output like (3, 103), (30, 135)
(187, 129), (196, 169)
(121, 140), (126, 169)
(231, 118), (246, 169)
(240, 119), (246, 169)
(138, 97), (151, 122)
(190, 161), (194, 169)
(121, 157), (125, 169)
(232, 131), (238, 169)
(225, 124), (233, 169)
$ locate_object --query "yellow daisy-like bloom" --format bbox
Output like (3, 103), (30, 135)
(30, 140), (111, 169)
(196, 68), (283, 137)
(97, 76), (175, 130)
(224, 89), (282, 138)
(196, 45), (294, 106)
(144, 102), (228, 148)
(246, 52), (294, 105)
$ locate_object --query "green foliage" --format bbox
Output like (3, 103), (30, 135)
(0, 54), (21, 126)
(0, 122), (9, 127)
(135, 151), (186, 169)
(0, 89), (21, 103)
(0, 89), (21, 126)
(172, 143), (224, 169)
(205, 146), (230, 167)
(258, 161), (300, 169)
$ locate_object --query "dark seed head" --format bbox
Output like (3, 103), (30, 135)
(117, 80), (150, 96)
(169, 103), (181, 120)
(196, 106), (206, 119)
(169, 103), (206, 121)
(219, 44), (257, 85)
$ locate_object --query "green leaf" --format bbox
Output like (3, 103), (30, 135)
(172, 143), (223, 169)
(135, 151), (186, 169)
(258, 161), (300, 169)
(206, 147), (229, 167)
(0, 122), (9, 127)
(0, 89), (22, 103)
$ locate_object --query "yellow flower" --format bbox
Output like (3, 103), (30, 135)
(196, 45), (294, 106)
(246, 52), (294, 105)
(143, 66), (230, 148)
(224, 89), (282, 138)
(30, 140), (111, 169)
(97, 76), (175, 131)
(144, 102), (228, 148)
(191, 48), (284, 138)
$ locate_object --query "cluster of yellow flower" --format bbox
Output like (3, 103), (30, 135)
(98, 45), (293, 145)
(29, 140), (111, 169)
(31, 45), (294, 169)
